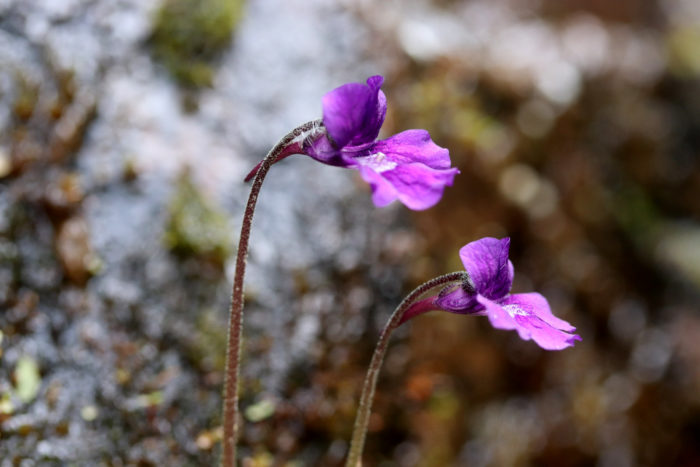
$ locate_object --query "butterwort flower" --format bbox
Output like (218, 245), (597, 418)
(401, 237), (581, 350)
(246, 75), (459, 210)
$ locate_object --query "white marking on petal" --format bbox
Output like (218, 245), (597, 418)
(360, 152), (397, 173)
(503, 304), (529, 318)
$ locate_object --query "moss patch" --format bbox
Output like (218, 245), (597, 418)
(150, 0), (245, 88)
(164, 172), (233, 266)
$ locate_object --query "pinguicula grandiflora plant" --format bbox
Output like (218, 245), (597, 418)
(345, 237), (581, 466)
(222, 75), (458, 466)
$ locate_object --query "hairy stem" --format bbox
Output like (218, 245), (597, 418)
(345, 271), (470, 467)
(221, 119), (323, 467)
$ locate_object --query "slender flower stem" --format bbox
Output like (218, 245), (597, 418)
(221, 119), (323, 467)
(345, 271), (471, 467)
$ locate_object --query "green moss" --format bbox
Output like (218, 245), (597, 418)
(163, 172), (233, 265)
(667, 25), (700, 78)
(428, 388), (460, 421)
(150, 0), (245, 88)
(188, 310), (228, 372)
(244, 398), (276, 422)
(0, 392), (13, 415)
(14, 356), (41, 404)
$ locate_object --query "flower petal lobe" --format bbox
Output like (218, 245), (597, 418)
(459, 238), (513, 300)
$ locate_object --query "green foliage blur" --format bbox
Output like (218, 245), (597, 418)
(150, 0), (245, 88)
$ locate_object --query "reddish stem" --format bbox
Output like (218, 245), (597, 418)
(221, 119), (322, 467)
(345, 271), (469, 467)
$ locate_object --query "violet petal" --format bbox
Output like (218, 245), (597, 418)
(478, 294), (581, 350)
(372, 129), (452, 170)
(357, 162), (458, 210)
(504, 293), (577, 332)
(477, 294), (519, 331)
(304, 134), (351, 167)
(510, 313), (582, 351)
(356, 165), (398, 207)
(459, 238), (513, 300)
(322, 75), (386, 149)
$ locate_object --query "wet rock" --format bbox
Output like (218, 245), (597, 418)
(0, 0), (397, 464)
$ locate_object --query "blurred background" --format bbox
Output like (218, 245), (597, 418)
(1, 0), (699, 465)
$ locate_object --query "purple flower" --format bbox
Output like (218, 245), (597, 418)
(246, 75), (459, 210)
(402, 237), (581, 350)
